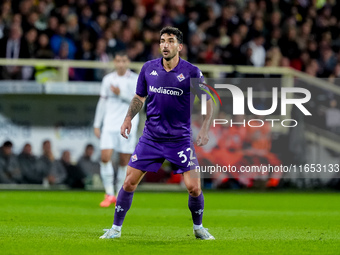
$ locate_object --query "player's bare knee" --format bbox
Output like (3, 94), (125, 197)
(119, 159), (129, 166)
(122, 176), (138, 192)
(119, 154), (131, 166)
(101, 155), (110, 163)
(122, 181), (137, 192)
(188, 186), (201, 197)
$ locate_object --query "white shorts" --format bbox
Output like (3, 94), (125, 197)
(100, 130), (137, 154)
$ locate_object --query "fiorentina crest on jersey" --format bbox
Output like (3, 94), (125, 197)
(131, 154), (138, 162)
(177, 73), (185, 82)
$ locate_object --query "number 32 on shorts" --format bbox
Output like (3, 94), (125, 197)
(177, 148), (196, 167)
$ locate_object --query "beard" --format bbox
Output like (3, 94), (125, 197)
(162, 50), (177, 61)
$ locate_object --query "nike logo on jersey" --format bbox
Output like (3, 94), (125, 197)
(150, 70), (158, 76)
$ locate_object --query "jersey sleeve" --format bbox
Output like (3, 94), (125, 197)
(100, 76), (109, 98)
(93, 97), (106, 128)
(192, 67), (212, 101)
(94, 76), (109, 128)
(135, 63), (148, 97)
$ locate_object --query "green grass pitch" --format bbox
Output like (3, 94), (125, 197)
(0, 190), (339, 255)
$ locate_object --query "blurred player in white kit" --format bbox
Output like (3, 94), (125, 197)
(94, 51), (139, 207)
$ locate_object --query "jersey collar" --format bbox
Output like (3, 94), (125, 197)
(159, 57), (182, 72)
(115, 69), (131, 77)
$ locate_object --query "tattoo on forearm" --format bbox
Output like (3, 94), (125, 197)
(126, 96), (143, 119)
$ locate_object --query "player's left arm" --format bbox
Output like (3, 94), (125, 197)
(196, 98), (214, 146)
(111, 85), (120, 95)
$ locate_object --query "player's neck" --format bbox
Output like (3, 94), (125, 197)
(117, 69), (128, 76)
(162, 55), (180, 72)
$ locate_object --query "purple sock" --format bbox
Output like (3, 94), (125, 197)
(113, 187), (134, 227)
(188, 192), (204, 225)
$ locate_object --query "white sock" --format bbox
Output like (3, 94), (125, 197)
(112, 224), (122, 231)
(100, 161), (114, 196)
(116, 165), (127, 196)
(193, 224), (203, 230)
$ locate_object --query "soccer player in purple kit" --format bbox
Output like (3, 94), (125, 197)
(100, 26), (215, 240)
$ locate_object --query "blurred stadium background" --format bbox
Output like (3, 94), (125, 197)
(0, 0), (340, 191)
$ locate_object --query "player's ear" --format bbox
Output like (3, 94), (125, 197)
(178, 43), (183, 52)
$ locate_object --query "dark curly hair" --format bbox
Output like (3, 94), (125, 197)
(160, 26), (183, 44)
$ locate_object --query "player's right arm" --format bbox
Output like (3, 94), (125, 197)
(93, 75), (109, 138)
(121, 94), (146, 139)
(121, 62), (149, 139)
(93, 97), (106, 138)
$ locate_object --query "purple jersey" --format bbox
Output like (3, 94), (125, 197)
(136, 57), (209, 141)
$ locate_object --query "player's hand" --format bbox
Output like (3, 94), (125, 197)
(94, 127), (101, 139)
(121, 118), (132, 139)
(196, 129), (209, 146)
(111, 85), (120, 95)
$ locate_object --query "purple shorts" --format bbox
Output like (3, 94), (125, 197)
(128, 136), (199, 174)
